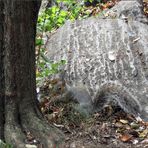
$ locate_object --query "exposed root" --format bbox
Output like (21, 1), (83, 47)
(3, 97), (65, 147)
(0, 94), (4, 140)
(4, 123), (26, 148)
(20, 108), (65, 148)
(4, 96), (27, 147)
(3, 108), (65, 147)
(0, 109), (4, 140)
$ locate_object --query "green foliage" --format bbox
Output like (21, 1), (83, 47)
(36, 1), (87, 82)
(35, 36), (66, 81)
(0, 140), (13, 148)
(85, 0), (93, 2)
(84, 0), (103, 3)
(36, 0), (105, 82)
(37, 6), (68, 32)
(36, 55), (66, 83)
(37, 59), (66, 77)
(35, 38), (44, 46)
(37, 0), (92, 32)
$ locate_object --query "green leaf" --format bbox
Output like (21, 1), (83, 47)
(51, 6), (60, 14)
(0, 140), (13, 148)
(60, 10), (68, 17)
(35, 38), (44, 46)
(60, 60), (66, 65)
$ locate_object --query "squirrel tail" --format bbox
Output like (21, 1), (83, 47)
(93, 81), (142, 117)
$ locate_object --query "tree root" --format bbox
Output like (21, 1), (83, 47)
(4, 123), (26, 148)
(20, 107), (65, 148)
(0, 94), (4, 140)
(4, 100), (26, 147)
(3, 103), (65, 147)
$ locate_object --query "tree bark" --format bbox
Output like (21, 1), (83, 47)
(0, 0), (64, 147)
(0, 0), (4, 141)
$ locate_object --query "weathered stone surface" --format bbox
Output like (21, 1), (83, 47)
(46, 0), (148, 120)
(104, 0), (148, 24)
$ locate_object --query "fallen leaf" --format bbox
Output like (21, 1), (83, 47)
(114, 122), (124, 128)
(125, 124), (131, 130)
(139, 129), (148, 138)
(119, 134), (133, 142)
(130, 122), (139, 129)
(120, 119), (129, 124)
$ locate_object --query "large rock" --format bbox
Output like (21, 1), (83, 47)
(40, 0), (84, 11)
(46, 0), (148, 120)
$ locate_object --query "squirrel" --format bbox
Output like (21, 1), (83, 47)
(39, 78), (144, 119)
(93, 81), (142, 117)
(63, 81), (143, 119)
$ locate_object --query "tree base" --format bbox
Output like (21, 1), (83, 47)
(3, 103), (65, 148)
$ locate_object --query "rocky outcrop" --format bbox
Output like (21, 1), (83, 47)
(40, 0), (84, 11)
(46, 0), (148, 120)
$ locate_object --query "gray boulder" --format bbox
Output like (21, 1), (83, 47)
(46, 0), (148, 120)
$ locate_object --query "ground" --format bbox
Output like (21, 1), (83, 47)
(36, 78), (148, 148)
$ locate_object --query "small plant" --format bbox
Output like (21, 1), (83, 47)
(35, 37), (66, 83)
(36, 1), (90, 83)
(36, 59), (66, 81)
(37, 0), (86, 33)
(0, 140), (13, 148)
(37, 6), (68, 32)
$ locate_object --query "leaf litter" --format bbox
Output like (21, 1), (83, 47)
(35, 78), (148, 148)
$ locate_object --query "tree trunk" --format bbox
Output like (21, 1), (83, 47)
(0, 0), (64, 147)
(0, 1), (4, 141)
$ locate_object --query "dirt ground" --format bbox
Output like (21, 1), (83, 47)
(37, 78), (148, 148)
(63, 111), (148, 148)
